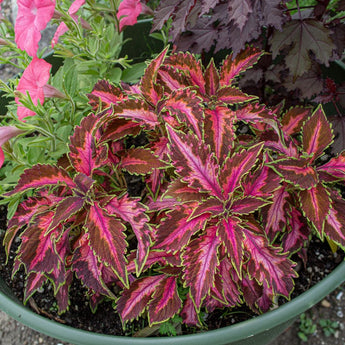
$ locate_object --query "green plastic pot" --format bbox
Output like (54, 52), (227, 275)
(0, 261), (344, 345)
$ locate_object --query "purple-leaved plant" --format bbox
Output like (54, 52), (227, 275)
(5, 46), (345, 330)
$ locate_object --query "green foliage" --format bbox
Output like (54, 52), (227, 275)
(298, 313), (317, 342)
(319, 318), (339, 337)
(159, 315), (183, 336)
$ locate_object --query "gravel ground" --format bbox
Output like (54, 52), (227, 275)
(1, 1), (345, 344)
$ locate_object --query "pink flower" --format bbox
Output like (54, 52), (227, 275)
(15, 57), (52, 121)
(117, 0), (142, 32)
(15, 0), (56, 57)
(0, 126), (25, 168)
(51, 0), (85, 47)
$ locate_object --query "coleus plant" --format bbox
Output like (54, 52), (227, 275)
(4, 46), (345, 330)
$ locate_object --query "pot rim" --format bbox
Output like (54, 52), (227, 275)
(0, 260), (344, 345)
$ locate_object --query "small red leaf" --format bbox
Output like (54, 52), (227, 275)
(281, 106), (312, 136)
(217, 86), (257, 104)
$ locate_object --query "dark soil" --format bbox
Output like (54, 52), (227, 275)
(0, 203), (344, 340)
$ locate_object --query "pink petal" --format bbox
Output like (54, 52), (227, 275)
(15, 57), (52, 121)
(68, 0), (85, 14)
(117, 0), (142, 31)
(0, 126), (25, 146)
(51, 0), (85, 47)
(0, 147), (4, 168)
(15, 0), (55, 56)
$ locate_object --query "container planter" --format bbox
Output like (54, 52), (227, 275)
(1, 13), (345, 345)
(0, 261), (343, 345)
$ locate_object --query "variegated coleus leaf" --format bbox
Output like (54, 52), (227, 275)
(216, 86), (258, 105)
(212, 257), (242, 307)
(13, 211), (62, 275)
(242, 275), (273, 313)
(243, 165), (281, 198)
(148, 275), (182, 325)
(154, 206), (210, 253)
(104, 194), (151, 275)
(47, 196), (85, 233)
(162, 88), (204, 140)
(243, 222), (297, 298)
(220, 143), (263, 198)
(69, 114), (107, 176)
(163, 51), (206, 94)
(162, 179), (205, 203)
(108, 99), (160, 129)
(140, 47), (169, 105)
(204, 59), (219, 97)
(119, 147), (165, 175)
(298, 183), (331, 236)
(86, 202), (128, 287)
(72, 233), (116, 298)
(261, 185), (290, 241)
(270, 156), (319, 190)
(324, 191), (345, 248)
(281, 106), (312, 136)
(4, 196), (55, 258)
(99, 118), (141, 143)
(157, 65), (191, 93)
(166, 125), (222, 198)
(218, 216), (244, 276)
(219, 46), (263, 87)
(5, 164), (75, 196)
(302, 105), (333, 163)
(88, 80), (126, 111)
(282, 207), (310, 255)
(204, 105), (236, 161)
(118, 274), (171, 324)
(182, 225), (221, 310)
(180, 294), (200, 327)
(317, 151), (345, 182)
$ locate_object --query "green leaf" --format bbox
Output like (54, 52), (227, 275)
(121, 62), (147, 83)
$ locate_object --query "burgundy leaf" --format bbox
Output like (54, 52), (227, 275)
(110, 99), (159, 128)
(72, 233), (115, 297)
(182, 225), (221, 310)
(204, 59), (219, 96)
(88, 80), (125, 111)
(148, 276), (182, 325)
(299, 184), (331, 236)
(219, 47), (263, 86)
(271, 157), (318, 189)
(104, 195), (151, 275)
(47, 196), (84, 232)
(217, 86), (257, 105)
(218, 217), (244, 276)
(167, 126), (222, 198)
(302, 106), (333, 161)
(5, 164), (75, 196)
(86, 203), (128, 286)
(120, 148), (165, 175)
(220, 143), (263, 197)
(163, 88), (204, 140)
(243, 224), (297, 297)
(155, 207), (209, 253)
(204, 106), (235, 161)
(117, 275), (166, 322)
(281, 106), (312, 136)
